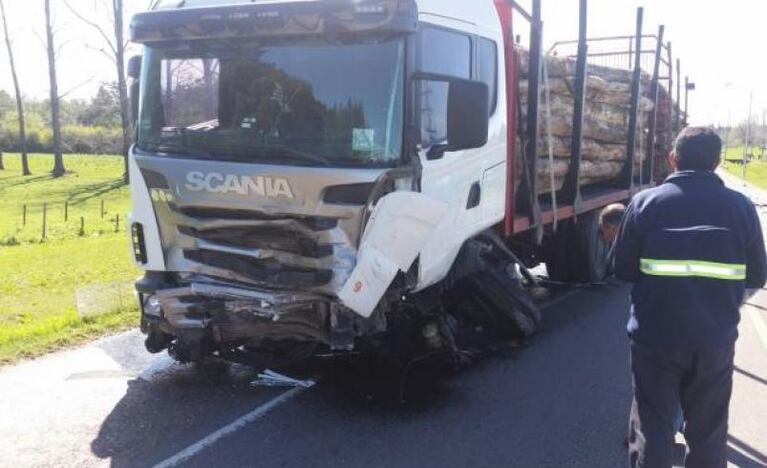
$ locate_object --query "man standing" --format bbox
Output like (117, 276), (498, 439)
(614, 127), (767, 468)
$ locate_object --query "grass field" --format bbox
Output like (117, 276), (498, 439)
(0, 154), (131, 245)
(721, 146), (767, 189)
(0, 154), (139, 364)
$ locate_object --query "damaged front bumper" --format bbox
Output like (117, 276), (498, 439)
(137, 273), (386, 361)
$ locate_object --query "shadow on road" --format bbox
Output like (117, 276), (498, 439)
(88, 360), (272, 468)
(89, 286), (636, 468)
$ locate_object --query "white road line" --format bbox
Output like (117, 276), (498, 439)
(153, 384), (313, 468)
(748, 307), (767, 351)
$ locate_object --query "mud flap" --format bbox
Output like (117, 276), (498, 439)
(339, 192), (448, 318)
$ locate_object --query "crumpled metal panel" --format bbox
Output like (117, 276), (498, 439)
(135, 154), (383, 295)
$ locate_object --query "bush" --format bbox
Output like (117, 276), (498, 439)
(0, 124), (123, 155)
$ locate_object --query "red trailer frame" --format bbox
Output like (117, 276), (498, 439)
(494, 0), (680, 237)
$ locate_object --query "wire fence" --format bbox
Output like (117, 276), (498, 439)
(1, 199), (127, 246)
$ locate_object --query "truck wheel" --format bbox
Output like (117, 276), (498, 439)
(465, 267), (541, 339)
(544, 220), (577, 282)
(573, 210), (611, 283)
(545, 211), (611, 284)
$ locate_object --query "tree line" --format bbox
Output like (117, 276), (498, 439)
(0, 0), (130, 180)
(0, 86), (124, 153)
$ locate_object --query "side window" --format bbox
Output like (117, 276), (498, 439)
(477, 38), (498, 115)
(418, 26), (472, 147)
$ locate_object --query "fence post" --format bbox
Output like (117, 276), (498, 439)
(101, 200), (105, 219)
(42, 203), (47, 240)
(79, 217), (85, 237)
(115, 214), (120, 233)
(23, 204), (27, 226)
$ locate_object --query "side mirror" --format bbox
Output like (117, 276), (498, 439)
(127, 55), (142, 132)
(413, 73), (489, 159)
(129, 80), (140, 130)
(127, 55), (142, 79)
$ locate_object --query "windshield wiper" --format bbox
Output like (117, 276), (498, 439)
(259, 145), (332, 167)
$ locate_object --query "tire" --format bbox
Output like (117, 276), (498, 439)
(465, 267), (541, 339)
(545, 211), (611, 283)
(573, 210), (612, 283)
(544, 220), (577, 282)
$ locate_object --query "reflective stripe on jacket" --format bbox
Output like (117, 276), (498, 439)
(614, 171), (767, 351)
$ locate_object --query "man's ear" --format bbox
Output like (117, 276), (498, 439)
(668, 151), (678, 172)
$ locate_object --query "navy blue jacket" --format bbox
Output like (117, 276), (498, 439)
(614, 170), (767, 351)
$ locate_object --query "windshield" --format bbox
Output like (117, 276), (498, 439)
(137, 37), (405, 168)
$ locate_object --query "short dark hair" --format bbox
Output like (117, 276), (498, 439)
(600, 203), (626, 227)
(673, 127), (722, 171)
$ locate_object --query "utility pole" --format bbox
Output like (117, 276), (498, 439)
(683, 76), (695, 127)
(743, 90), (753, 181)
(723, 108), (732, 159)
(762, 109), (766, 160)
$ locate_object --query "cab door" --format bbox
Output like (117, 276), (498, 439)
(414, 21), (507, 289)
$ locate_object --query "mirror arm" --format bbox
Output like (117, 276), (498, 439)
(426, 144), (451, 160)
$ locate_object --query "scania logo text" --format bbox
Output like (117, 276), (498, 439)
(184, 172), (295, 199)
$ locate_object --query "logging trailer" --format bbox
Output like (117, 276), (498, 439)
(126, 0), (688, 366)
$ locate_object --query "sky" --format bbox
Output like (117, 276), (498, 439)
(0, 0), (765, 127)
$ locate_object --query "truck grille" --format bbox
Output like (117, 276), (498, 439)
(177, 225), (334, 258)
(134, 154), (378, 296)
(159, 205), (349, 291)
(183, 249), (333, 287)
(178, 206), (338, 230)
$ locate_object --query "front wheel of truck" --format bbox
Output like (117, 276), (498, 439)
(464, 267), (541, 339)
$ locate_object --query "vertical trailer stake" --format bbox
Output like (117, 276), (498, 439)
(643, 25), (665, 186)
(561, 0), (588, 210)
(667, 42), (674, 141)
(621, 7), (644, 189)
(519, 0), (543, 239)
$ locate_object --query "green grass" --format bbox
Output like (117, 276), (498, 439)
(721, 146), (767, 190)
(0, 154), (139, 364)
(0, 153), (130, 245)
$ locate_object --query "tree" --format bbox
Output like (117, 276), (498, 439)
(44, 0), (65, 177)
(0, 0), (31, 175)
(80, 84), (121, 127)
(64, 0), (130, 182)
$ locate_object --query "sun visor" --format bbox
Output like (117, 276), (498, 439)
(131, 0), (418, 44)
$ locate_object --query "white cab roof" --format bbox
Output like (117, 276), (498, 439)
(151, 0), (503, 32)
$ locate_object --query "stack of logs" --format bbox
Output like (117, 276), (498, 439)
(515, 49), (673, 195)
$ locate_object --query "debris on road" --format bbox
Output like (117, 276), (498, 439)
(250, 370), (316, 389)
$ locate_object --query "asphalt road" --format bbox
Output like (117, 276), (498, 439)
(1, 172), (766, 468)
(1, 282), (765, 468)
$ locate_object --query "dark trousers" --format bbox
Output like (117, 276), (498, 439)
(628, 341), (735, 468)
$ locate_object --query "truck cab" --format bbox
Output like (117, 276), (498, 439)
(128, 0), (679, 365)
(128, 0), (509, 363)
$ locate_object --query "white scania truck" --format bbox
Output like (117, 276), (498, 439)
(127, 0), (680, 365)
